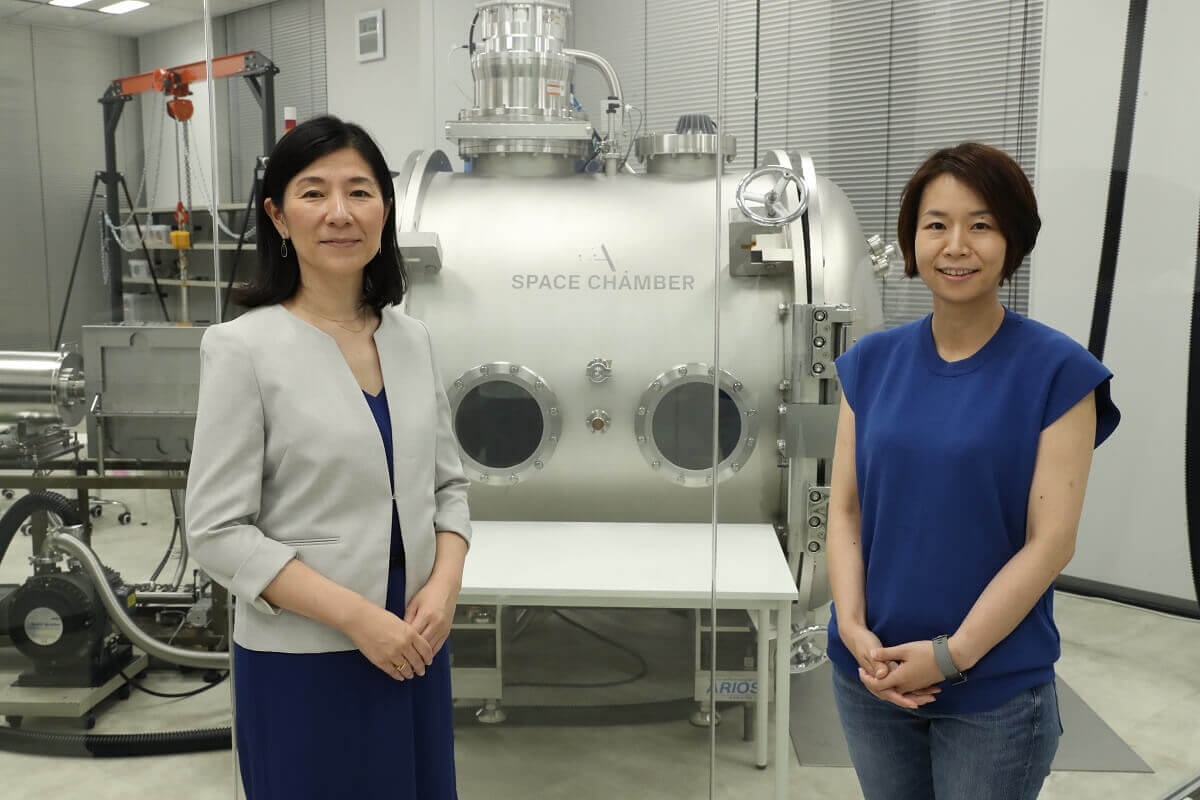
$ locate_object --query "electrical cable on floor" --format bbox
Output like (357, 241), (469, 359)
(119, 668), (228, 700)
(504, 610), (649, 689)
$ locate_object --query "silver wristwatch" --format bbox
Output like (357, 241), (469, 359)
(932, 634), (967, 685)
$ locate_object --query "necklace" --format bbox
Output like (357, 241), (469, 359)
(295, 300), (369, 333)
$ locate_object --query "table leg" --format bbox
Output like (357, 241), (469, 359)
(775, 600), (792, 800)
(757, 606), (770, 768)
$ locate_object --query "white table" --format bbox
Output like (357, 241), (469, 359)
(458, 520), (798, 800)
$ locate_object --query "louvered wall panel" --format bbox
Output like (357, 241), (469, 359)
(754, 0), (1043, 325)
(0, 22), (51, 348)
(223, 0), (327, 203)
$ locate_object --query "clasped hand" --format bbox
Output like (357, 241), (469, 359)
(344, 576), (458, 682)
(841, 624), (944, 709)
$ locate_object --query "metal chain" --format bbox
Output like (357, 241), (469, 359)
(181, 120), (194, 231)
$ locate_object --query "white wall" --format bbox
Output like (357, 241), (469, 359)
(1032, 0), (1200, 604)
(325, 0), (439, 169)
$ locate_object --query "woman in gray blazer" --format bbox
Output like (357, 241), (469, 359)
(185, 116), (471, 799)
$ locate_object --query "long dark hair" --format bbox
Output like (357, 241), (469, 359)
(233, 115), (406, 311)
(896, 142), (1041, 286)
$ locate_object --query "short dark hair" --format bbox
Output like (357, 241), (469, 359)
(233, 115), (407, 311)
(896, 142), (1040, 285)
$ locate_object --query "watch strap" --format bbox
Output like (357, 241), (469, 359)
(932, 634), (967, 685)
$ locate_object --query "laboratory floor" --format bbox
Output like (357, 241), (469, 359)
(0, 487), (1197, 800)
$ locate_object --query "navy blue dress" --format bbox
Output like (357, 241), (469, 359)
(233, 387), (458, 799)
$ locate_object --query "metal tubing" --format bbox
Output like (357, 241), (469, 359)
(562, 49), (623, 105)
(46, 530), (229, 670)
(133, 591), (195, 606)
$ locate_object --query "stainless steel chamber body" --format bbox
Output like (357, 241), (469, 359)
(398, 160), (885, 538)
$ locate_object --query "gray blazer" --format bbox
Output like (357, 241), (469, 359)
(184, 303), (472, 653)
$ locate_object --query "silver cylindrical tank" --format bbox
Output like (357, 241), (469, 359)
(453, 1), (593, 166)
(396, 151), (884, 529)
(0, 350), (86, 427)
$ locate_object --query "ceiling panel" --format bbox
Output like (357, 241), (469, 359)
(0, 1), (36, 20)
(11, 5), (95, 28)
(85, 4), (197, 35)
(3, 0), (277, 34)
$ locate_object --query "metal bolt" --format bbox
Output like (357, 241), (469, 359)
(535, 381), (545, 390)
(813, 336), (826, 348)
(812, 362), (825, 375)
(637, 435), (646, 443)
(733, 381), (743, 392)
(706, 475), (714, 485)
(814, 310), (827, 322)
(549, 407), (558, 416)
(808, 516), (822, 528)
(480, 365), (490, 375)
(778, 404), (788, 416)
(731, 463), (741, 472)
(637, 406), (646, 416)
(549, 434), (559, 442)
(679, 367), (688, 376)
(776, 439), (787, 454)
(707, 367), (716, 377)
(746, 437), (755, 446)
(809, 490), (822, 503)
(778, 303), (789, 318)
(807, 541), (821, 553)
(480, 474), (490, 483)
(509, 365), (519, 374)
(747, 408), (758, 416)
(651, 460), (661, 470)
(677, 475), (687, 484)
(454, 379), (464, 389)
(779, 379), (791, 393)
(509, 475), (519, 484)
(652, 381), (662, 391)
(534, 460), (544, 470)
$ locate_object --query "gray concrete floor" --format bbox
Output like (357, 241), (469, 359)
(0, 485), (1197, 799)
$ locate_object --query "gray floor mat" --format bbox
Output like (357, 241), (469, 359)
(789, 662), (1152, 773)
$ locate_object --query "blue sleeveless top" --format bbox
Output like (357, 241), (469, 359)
(827, 308), (1120, 712)
(363, 387), (405, 564)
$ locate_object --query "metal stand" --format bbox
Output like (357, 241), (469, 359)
(475, 700), (507, 724)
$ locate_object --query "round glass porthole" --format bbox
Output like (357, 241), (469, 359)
(634, 364), (759, 487)
(447, 362), (560, 484)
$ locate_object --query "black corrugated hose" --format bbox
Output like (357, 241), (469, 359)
(0, 490), (233, 757)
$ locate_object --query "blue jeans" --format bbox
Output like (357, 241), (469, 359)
(831, 666), (1060, 800)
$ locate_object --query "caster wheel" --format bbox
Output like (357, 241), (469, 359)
(118, 512), (131, 525)
(83, 714), (96, 730)
(90, 505), (103, 518)
(19, 523), (31, 537)
(117, 684), (132, 700)
(2, 489), (13, 499)
(5, 716), (22, 729)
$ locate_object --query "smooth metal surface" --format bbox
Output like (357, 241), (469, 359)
(637, 132), (738, 161)
(46, 530), (228, 670)
(455, 2), (590, 162)
(400, 165), (882, 525)
(0, 349), (86, 427)
(82, 324), (206, 462)
(445, 120), (594, 141)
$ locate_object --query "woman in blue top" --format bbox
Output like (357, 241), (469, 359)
(826, 142), (1120, 800)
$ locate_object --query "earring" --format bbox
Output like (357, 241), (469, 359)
(280, 239), (288, 258)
